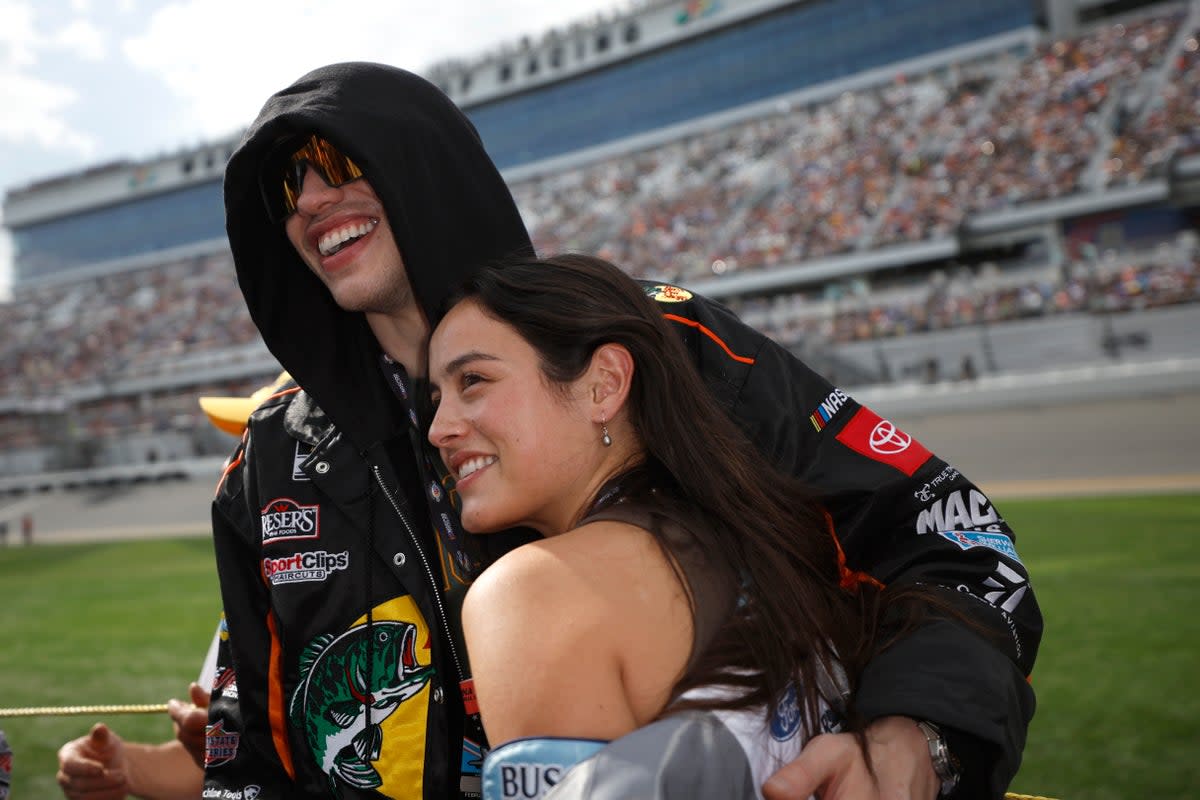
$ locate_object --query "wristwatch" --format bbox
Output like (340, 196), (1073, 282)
(915, 720), (961, 798)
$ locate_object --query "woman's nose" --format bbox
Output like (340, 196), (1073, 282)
(428, 401), (461, 448)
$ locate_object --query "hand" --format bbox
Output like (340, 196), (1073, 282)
(56, 723), (129, 800)
(167, 682), (210, 770)
(762, 715), (939, 800)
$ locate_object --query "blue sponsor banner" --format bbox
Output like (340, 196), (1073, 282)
(936, 530), (1022, 564)
(483, 737), (606, 799)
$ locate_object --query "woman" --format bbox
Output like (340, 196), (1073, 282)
(427, 254), (933, 799)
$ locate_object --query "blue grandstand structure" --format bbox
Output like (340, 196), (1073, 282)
(1, 0), (1198, 488)
(439, 0), (1039, 168)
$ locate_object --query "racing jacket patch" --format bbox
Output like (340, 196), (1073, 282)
(835, 408), (932, 476)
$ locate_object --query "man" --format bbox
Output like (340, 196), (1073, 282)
(209, 62), (1039, 799)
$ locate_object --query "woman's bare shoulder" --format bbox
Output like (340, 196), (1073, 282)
(465, 519), (673, 622)
(462, 518), (693, 741)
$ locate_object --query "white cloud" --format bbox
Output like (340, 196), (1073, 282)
(0, 70), (95, 152)
(49, 19), (107, 61)
(0, 0), (40, 67)
(0, 1), (97, 154)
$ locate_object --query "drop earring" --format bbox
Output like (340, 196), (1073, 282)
(600, 417), (612, 447)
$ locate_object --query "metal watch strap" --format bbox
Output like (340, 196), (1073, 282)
(916, 720), (961, 798)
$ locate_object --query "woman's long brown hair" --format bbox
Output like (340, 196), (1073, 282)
(444, 253), (925, 741)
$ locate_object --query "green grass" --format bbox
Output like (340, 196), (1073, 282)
(0, 496), (1197, 798)
(0, 537), (220, 799)
(1001, 494), (1200, 799)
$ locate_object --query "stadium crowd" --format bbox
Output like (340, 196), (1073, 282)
(0, 251), (258, 398)
(1106, 29), (1200, 185)
(2, 3), (1198, 468)
(735, 231), (1199, 346)
(513, 4), (1196, 281)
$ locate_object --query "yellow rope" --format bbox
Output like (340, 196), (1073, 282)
(1005, 794), (1060, 800)
(0, 703), (169, 718)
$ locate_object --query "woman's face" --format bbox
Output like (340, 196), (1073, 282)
(427, 299), (605, 537)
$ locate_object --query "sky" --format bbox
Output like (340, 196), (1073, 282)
(0, 0), (623, 297)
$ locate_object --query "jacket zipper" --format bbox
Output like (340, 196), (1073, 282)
(370, 464), (467, 686)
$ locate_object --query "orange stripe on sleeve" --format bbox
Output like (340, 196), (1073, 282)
(213, 387), (299, 498)
(214, 442), (246, 498)
(266, 611), (296, 779)
(824, 509), (884, 591)
(662, 313), (756, 364)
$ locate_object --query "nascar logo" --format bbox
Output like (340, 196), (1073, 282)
(809, 387), (849, 432)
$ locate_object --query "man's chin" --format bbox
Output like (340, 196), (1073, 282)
(325, 283), (377, 314)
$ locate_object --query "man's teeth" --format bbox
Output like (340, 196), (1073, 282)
(318, 220), (377, 256)
(458, 456), (497, 480)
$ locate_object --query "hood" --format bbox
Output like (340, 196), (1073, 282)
(224, 62), (532, 450)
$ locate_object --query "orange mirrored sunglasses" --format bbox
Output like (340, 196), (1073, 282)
(259, 134), (364, 222)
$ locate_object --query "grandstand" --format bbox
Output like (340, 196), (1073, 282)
(1, 0), (1198, 492)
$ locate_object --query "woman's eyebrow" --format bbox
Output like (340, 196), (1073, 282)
(439, 350), (500, 378)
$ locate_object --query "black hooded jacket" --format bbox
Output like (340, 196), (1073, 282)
(210, 62), (534, 800)
(209, 63), (1039, 800)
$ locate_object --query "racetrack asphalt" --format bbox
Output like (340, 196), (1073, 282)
(892, 388), (1200, 498)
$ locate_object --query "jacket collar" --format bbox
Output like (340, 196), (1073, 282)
(283, 389), (333, 447)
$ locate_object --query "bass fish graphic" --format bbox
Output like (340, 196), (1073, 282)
(290, 620), (434, 792)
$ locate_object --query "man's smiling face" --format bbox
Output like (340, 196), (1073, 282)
(284, 165), (414, 316)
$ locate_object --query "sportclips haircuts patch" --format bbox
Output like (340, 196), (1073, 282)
(834, 408), (932, 476)
(262, 551), (349, 586)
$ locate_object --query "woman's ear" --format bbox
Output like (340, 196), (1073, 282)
(587, 343), (634, 420)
